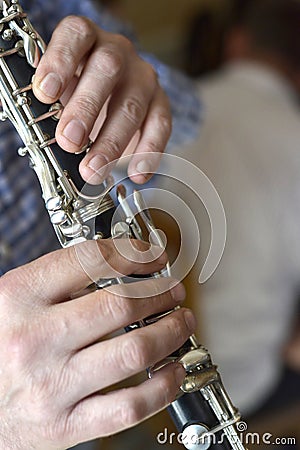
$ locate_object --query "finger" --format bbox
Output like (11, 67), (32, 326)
(0, 239), (168, 306)
(55, 34), (127, 153)
(52, 277), (186, 350)
(79, 62), (158, 184)
(67, 308), (196, 398)
(128, 87), (172, 184)
(75, 237), (168, 284)
(33, 16), (97, 103)
(64, 363), (185, 444)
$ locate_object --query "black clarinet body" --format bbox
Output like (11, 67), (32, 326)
(0, 2), (246, 449)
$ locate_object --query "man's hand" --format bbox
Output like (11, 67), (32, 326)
(0, 239), (195, 449)
(32, 16), (171, 185)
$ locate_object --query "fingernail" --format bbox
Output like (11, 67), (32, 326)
(174, 364), (186, 387)
(184, 310), (197, 332)
(63, 119), (86, 146)
(86, 155), (109, 184)
(135, 160), (151, 176)
(87, 155), (106, 171)
(39, 72), (61, 98)
(170, 283), (186, 303)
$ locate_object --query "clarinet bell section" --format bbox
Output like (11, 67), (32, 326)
(109, 191), (246, 450)
(0, 2), (246, 449)
(168, 348), (245, 450)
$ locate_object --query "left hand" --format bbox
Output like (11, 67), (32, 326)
(33, 15), (172, 184)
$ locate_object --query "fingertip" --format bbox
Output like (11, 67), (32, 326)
(79, 154), (114, 185)
(127, 154), (162, 184)
(173, 363), (187, 387)
(56, 118), (88, 152)
(169, 282), (186, 303)
(79, 164), (105, 185)
(129, 173), (153, 185)
(55, 132), (83, 155)
(150, 363), (185, 403)
(32, 72), (62, 103)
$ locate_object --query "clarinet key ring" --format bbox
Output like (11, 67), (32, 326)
(0, 2), (247, 448)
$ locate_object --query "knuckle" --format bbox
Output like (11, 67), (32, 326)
(118, 398), (143, 427)
(56, 314), (73, 343)
(98, 291), (133, 323)
(100, 135), (122, 160)
(144, 138), (162, 153)
(144, 115), (171, 152)
(157, 374), (175, 405)
(41, 412), (70, 445)
(49, 16), (95, 74)
(0, 266), (40, 311)
(167, 312), (189, 343)
(143, 279), (167, 299)
(122, 334), (150, 371)
(50, 45), (77, 74)
(26, 365), (71, 430)
(55, 246), (84, 283)
(30, 372), (59, 410)
(73, 239), (117, 283)
(125, 239), (151, 265)
(74, 93), (100, 122)
(75, 239), (104, 265)
(120, 297), (139, 323)
(121, 96), (145, 125)
(6, 326), (35, 370)
(157, 111), (172, 137)
(95, 238), (112, 264)
(114, 297), (135, 324)
(95, 45), (124, 79)
(61, 15), (94, 41)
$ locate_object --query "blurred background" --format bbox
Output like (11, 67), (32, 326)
(100, 0), (234, 74)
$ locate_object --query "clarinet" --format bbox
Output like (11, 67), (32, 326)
(0, 2), (246, 449)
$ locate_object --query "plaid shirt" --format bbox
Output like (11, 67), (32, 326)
(0, 0), (201, 275)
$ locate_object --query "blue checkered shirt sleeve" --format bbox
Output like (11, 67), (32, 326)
(0, 0), (202, 275)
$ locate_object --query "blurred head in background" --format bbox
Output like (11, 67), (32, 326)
(226, 0), (300, 93)
(186, 0), (300, 95)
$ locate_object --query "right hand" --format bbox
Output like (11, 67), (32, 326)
(0, 239), (196, 449)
